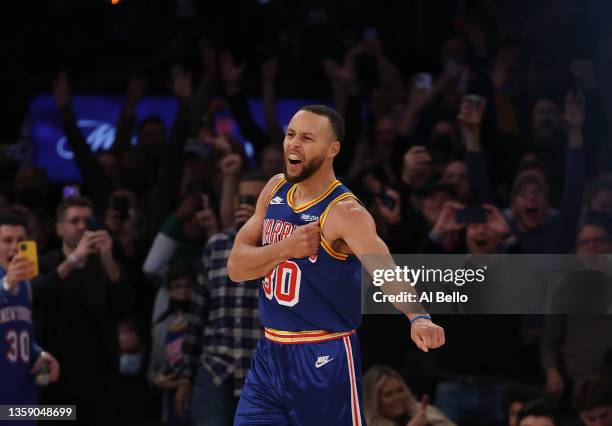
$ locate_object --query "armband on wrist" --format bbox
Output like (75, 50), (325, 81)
(409, 314), (431, 326)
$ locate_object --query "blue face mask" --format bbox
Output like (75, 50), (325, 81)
(119, 353), (142, 376)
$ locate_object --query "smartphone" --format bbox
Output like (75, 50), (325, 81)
(378, 187), (396, 210)
(238, 194), (257, 207)
(63, 185), (81, 198)
(18, 240), (39, 279)
(112, 196), (131, 221)
(414, 73), (433, 91)
(456, 207), (487, 224)
(86, 216), (104, 231)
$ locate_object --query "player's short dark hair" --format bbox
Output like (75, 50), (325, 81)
(0, 211), (27, 230)
(56, 196), (94, 221)
(299, 105), (345, 143)
(573, 376), (612, 412)
(516, 398), (558, 426)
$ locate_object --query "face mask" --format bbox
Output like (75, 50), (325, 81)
(119, 353), (142, 376)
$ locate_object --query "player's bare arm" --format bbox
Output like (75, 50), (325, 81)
(322, 197), (445, 352)
(227, 173), (321, 282)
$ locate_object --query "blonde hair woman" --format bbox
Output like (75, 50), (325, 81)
(363, 365), (456, 426)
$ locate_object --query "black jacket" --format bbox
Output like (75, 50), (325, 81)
(32, 251), (133, 399)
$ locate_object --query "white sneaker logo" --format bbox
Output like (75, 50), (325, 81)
(315, 356), (334, 368)
(270, 196), (284, 205)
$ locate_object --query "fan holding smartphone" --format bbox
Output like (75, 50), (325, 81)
(431, 200), (514, 254)
(0, 212), (60, 411)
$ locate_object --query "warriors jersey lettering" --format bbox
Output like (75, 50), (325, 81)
(259, 178), (362, 332)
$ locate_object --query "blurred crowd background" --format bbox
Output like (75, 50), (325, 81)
(3, 0), (612, 425)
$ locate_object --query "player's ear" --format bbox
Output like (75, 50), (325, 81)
(328, 141), (340, 159)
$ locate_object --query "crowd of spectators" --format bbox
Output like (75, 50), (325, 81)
(2, 1), (612, 425)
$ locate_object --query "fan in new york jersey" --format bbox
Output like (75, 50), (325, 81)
(0, 213), (59, 426)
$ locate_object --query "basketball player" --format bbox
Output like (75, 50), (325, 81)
(0, 213), (59, 425)
(228, 105), (444, 425)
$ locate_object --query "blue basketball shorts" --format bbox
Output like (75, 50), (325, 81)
(234, 328), (365, 426)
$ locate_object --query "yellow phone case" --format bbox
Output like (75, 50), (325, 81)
(18, 240), (39, 278)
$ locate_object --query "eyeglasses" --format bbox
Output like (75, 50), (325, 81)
(64, 216), (92, 225)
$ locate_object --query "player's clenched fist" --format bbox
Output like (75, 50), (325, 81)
(282, 221), (321, 259)
(410, 318), (445, 352)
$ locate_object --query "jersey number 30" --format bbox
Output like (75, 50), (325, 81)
(262, 260), (302, 307)
(5, 330), (30, 363)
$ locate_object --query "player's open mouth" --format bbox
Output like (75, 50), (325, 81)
(288, 154), (302, 165)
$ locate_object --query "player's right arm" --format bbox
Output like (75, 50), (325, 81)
(227, 174), (320, 282)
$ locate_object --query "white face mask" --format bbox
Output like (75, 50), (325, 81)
(119, 353), (142, 376)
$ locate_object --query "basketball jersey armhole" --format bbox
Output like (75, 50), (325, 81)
(266, 177), (287, 206)
(319, 192), (362, 261)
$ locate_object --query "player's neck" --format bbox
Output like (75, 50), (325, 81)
(293, 169), (337, 203)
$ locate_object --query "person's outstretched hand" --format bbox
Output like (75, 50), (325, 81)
(410, 318), (445, 353)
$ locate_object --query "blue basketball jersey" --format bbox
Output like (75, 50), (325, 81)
(259, 178), (362, 332)
(0, 273), (39, 408)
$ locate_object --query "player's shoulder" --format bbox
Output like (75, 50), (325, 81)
(322, 195), (374, 242)
(326, 195), (372, 226)
(264, 173), (287, 193)
(261, 173), (287, 203)
(251, 174), (288, 211)
(333, 196), (364, 213)
(331, 194), (370, 217)
(267, 173), (286, 188)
